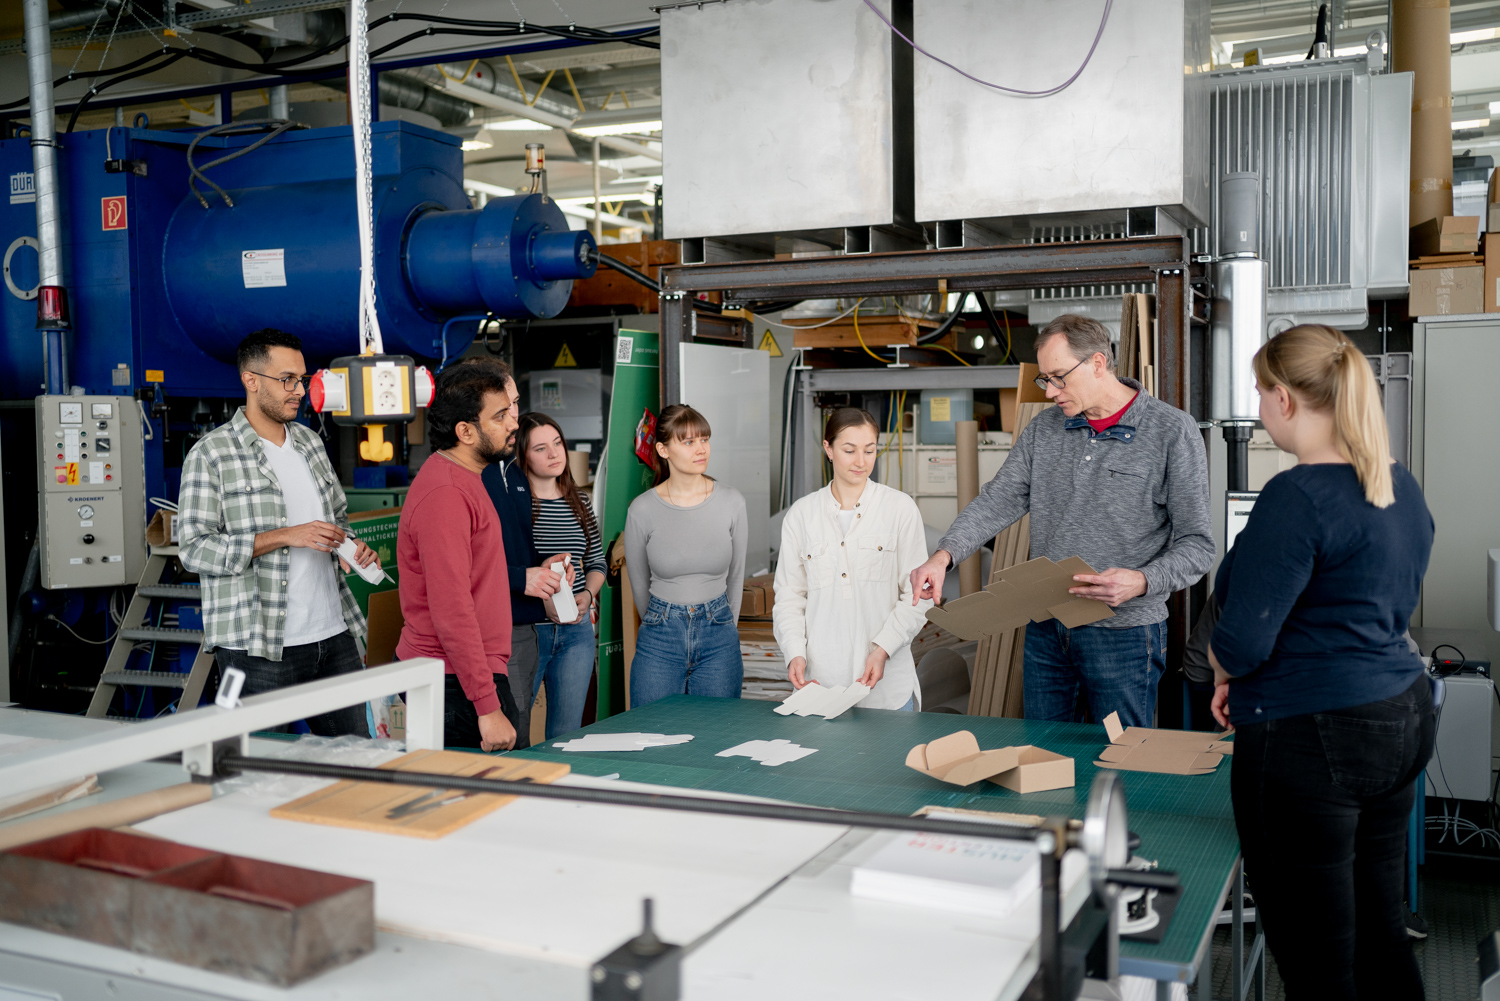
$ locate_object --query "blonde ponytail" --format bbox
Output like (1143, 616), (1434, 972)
(1252, 324), (1395, 508)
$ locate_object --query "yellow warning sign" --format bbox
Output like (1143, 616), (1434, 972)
(757, 330), (783, 357)
(65, 462), (79, 485)
(554, 344), (578, 368)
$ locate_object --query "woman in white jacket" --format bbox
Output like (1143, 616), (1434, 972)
(773, 407), (933, 710)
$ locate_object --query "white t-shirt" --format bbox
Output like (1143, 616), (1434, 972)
(257, 432), (347, 646)
(837, 509), (857, 536)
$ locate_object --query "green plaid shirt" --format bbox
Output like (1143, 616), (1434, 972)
(178, 408), (366, 660)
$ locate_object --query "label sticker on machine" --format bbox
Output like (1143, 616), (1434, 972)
(89, 461), (104, 484)
(241, 249), (287, 288)
(63, 429), (79, 462)
(616, 336), (634, 365)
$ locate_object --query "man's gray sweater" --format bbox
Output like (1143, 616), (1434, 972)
(937, 380), (1213, 628)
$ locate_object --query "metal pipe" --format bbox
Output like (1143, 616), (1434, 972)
(48, 1), (120, 32)
(1224, 424), (1253, 493)
(592, 136), (603, 243)
(269, 84), (290, 120)
(23, 0), (68, 393)
(219, 753), (1050, 843)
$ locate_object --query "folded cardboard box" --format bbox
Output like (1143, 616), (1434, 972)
(144, 509), (177, 547)
(906, 730), (1074, 793)
(925, 556), (1114, 641)
(1411, 215), (1480, 257)
(1409, 265), (1484, 317)
(741, 574), (775, 618)
(1094, 711), (1234, 776)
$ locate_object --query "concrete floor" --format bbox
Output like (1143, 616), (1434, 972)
(1191, 873), (1500, 1000)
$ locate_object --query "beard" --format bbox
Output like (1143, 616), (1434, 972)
(255, 387), (299, 425)
(475, 427), (509, 465)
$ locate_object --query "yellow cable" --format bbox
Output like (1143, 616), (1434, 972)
(530, 69), (556, 106)
(928, 343), (972, 366)
(1001, 304), (1013, 362)
(851, 301), (886, 363)
(440, 58), (479, 84)
(504, 55), (530, 103)
(897, 390), (906, 492)
(563, 67), (586, 113)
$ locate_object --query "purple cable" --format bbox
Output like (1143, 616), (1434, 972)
(861, 0), (1114, 98)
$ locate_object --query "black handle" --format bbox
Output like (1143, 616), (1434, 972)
(1106, 868), (1180, 891)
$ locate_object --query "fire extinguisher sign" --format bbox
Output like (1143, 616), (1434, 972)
(101, 196), (127, 231)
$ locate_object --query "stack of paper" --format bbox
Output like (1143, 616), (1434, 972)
(551, 733), (694, 752)
(851, 831), (1041, 919)
(772, 682), (871, 720)
(716, 739), (818, 767)
(740, 640), (794, 702)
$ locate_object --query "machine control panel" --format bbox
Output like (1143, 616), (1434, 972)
(36, 395), (146, 589)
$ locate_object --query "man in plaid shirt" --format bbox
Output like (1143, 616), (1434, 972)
(178, 329), (381, 735)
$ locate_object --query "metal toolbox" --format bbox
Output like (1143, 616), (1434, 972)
(133, 852), (375, 986)
(0, 828), (374, 985)
(0, 827), (217, 947)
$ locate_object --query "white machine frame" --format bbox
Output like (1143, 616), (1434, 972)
(0, 658), (445, 800)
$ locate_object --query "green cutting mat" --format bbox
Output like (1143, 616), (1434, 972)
(512, 695), (1238, 979)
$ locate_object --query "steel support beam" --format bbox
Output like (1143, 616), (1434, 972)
(659, 237), (1189, 302)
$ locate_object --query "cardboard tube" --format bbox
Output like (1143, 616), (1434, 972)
(0, 782), (211, 852)
(955, 420), (982, 596)
(1392, 0), (1453, 227)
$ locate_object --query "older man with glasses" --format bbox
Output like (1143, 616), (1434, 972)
(910, 314), (1212, 726)
(177, 328), (381, 734)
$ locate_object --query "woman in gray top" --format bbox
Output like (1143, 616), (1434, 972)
(624, 405), (749, 706)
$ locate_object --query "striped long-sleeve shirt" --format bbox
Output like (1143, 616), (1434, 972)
(531, 495), (605, 594)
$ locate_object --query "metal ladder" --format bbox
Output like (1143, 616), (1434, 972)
(86, 545), (215, 719)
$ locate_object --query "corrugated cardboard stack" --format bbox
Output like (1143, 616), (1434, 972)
(1409, 216), (1484, 316)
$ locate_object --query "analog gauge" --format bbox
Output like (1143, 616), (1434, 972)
(77, 504), (95, 520)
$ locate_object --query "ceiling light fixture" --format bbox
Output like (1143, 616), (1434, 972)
(461, 139), (494, 151)
(1453, 118), (1491, 131)
(485, 119), (555, 132)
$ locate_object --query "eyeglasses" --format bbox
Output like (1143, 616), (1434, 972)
(250, 372), (311, 393)
(1032, 357), (1087, 391)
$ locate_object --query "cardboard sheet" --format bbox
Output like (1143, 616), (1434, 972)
(552, 732), (694, 752)
(925, 556), (1114, 642)
(1093, 712), (1234, 776)
(269, 749), (570, 839)
(772, 682), (871, 720)
(906, 731), (1074, 793)
(716, 739), (818, 767)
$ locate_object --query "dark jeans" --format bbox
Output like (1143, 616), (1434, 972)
(216, 632), (369, 738)
(1231, 674), (1435, 1000)
(1023, 619), (1166, 727)
(505, 624), (538, 750)
(443, 673), (521, 751)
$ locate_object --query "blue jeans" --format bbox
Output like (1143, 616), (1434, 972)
(630, 593), (742, 707)
(1023, 619), (1165, 727)
(533, 617), (597, 740)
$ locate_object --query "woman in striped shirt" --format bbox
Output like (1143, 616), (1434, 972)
(516, 413), (606, 739)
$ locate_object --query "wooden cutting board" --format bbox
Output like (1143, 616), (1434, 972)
(270, 750), (570, 839)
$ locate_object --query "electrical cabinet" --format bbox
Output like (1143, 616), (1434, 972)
(36, 394), (146, 590)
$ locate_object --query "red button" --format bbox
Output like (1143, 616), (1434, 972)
(55, 453), (62, 459)
(55, 474), (65, 483)
(105, 474), (112, 481)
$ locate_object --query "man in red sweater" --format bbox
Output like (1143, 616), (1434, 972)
(396, 363), (520, 751)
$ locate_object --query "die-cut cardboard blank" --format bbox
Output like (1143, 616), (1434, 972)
(906, 730), (1074, 793)
(1093, 712), (1235, 776)
(270, 749), (570, 839)
(925, 556), (1114, 642)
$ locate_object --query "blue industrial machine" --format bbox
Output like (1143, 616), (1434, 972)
(0, 119), (596, 503)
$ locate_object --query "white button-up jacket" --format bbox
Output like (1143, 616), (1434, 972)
(772, 480), (933, 709)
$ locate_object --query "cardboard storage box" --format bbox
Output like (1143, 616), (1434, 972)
(1409, 265), (1483, 316)
(741, 574), (775, 618)
(1486, 234), (1500, 313)
(906, 730), (1074, 793)
(1094, 712), (1234, 776)
(1411, 215), (1480, 256)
